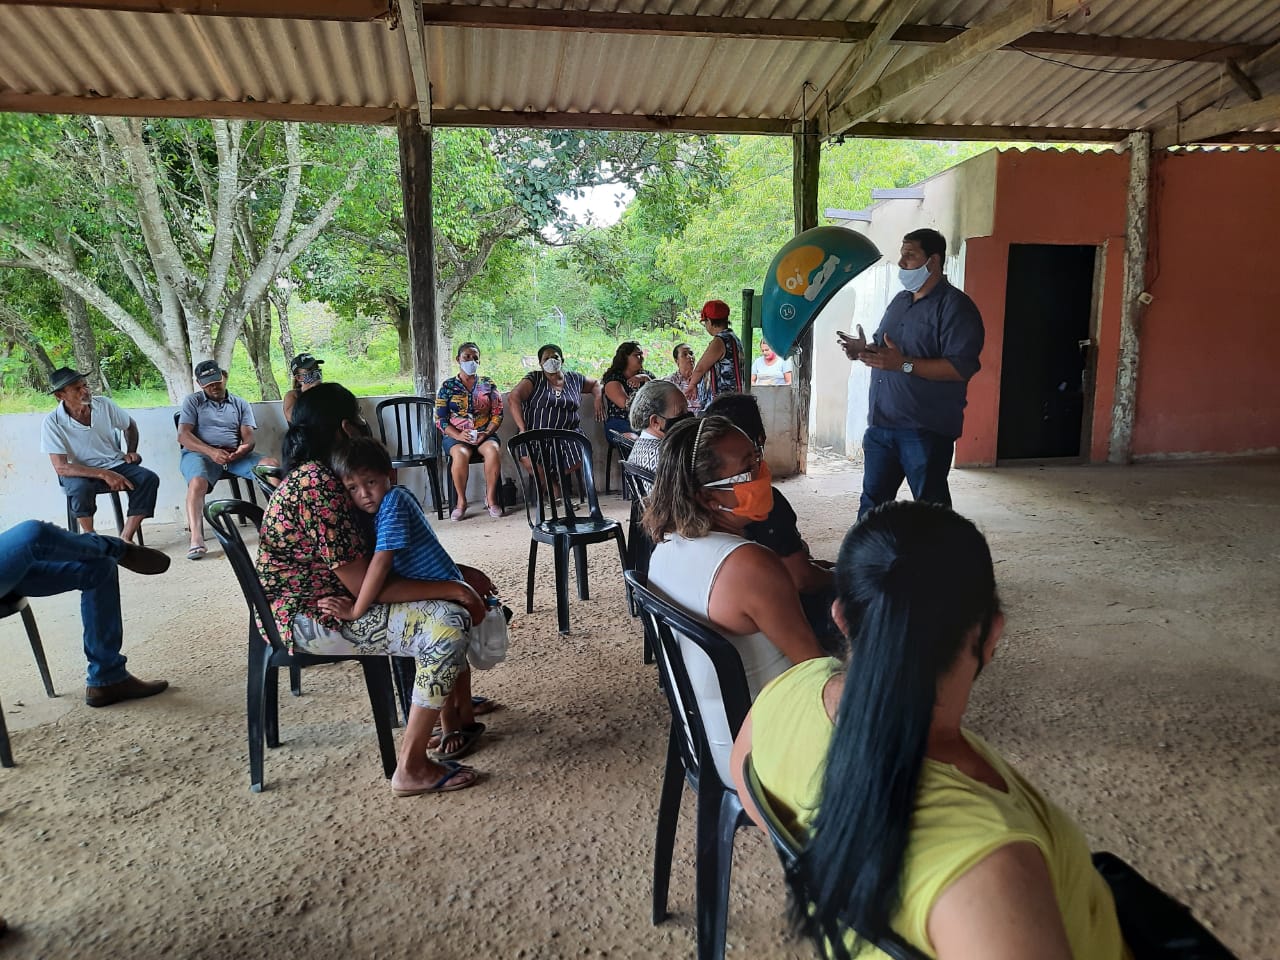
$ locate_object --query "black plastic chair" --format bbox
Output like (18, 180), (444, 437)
(173, 411), (258, 524)
(0, 593), (57, 768)
(508, 429), (627, 634)
(375, 397), (446, 520)
(63, 427), (143, 546)
(621, 460), (656, 659)
(740, 753), (930, 960)
(605, 428), (635, 496)
(625, 570), (753, 960)
(205, 498), (404, 792)
(250, 462), (283, 500)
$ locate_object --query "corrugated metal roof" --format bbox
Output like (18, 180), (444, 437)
(0, 0), (1276, 141)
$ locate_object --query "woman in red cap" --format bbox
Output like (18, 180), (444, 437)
(683, 299), (744, 403)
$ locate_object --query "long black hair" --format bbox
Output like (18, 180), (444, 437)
(282, 382), (361, 474)
(605, 340), (641, 379)
(789, 500), (1000, 956)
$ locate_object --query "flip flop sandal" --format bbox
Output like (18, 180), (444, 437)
(186, 545), (207, 561)
(392, 762), (479, 797)
(431, 722), (486, 762)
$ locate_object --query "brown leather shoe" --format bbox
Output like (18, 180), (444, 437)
(85, 674), (169, 707)
(116, 542), (171, 576)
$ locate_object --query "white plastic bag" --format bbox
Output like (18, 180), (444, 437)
(467, 601), (512, 670)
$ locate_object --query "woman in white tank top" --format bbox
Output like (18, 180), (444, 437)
(644, 416), (824, 700)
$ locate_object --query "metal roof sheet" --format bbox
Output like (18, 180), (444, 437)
(0, 0), (1276, 141)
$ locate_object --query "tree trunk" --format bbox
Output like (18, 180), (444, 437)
(55, 230), (106, 393)
(0, 311), (56, 386)
(273, 286), (296, 365)
(391, 301), (412, 375)
(240, 300), (281, 400)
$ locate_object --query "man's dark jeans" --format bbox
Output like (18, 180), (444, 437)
(858, 426), (955, 519)
(61, 462), (159, 520)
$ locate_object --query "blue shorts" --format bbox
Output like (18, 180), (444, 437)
(181, 449), (268, 489)
(442, 434), (500, 458)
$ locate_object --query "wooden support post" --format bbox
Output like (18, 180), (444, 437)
(1108, 131), (1151, 464)
(740, 288), (755, 394)
(791, 122), (820, 474)
(397, 110), (440, 397)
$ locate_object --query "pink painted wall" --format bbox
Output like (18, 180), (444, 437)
(1131, 149), (1280, 458)
(956, 147), (1280, 466)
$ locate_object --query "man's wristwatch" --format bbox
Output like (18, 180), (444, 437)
(901, 360), (914, 375)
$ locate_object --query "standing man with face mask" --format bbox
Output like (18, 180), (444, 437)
(838, 228), (984, 518)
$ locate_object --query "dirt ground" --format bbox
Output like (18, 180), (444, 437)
(1, 457), (1277, 959)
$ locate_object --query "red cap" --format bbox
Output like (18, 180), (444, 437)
(700, 299), (730, 321)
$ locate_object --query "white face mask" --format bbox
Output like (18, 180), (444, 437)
(459, 359), (479, 376)
(899, 262), (932, 293)
(542, 358), (563, 374)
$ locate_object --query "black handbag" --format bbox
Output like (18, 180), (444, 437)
(1092, 852), (1239, 960)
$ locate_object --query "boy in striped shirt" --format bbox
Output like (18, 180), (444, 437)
(327, 437), (464, 620)
(324, 436), (494, 761)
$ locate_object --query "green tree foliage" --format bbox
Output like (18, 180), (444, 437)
(655, 136), (990, 307)
(0, 115), (367, 401)
(313, 128), (727, 353)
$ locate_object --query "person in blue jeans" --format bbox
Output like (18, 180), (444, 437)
(838, 228), (985, 518)
(0, 520), (171, 707)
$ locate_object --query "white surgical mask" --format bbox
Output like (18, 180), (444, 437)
(898, 263), (931, 293)
(459, 359), (479, 376)
(542, 358), (563, 374)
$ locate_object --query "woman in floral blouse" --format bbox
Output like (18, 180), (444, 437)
(255, 383), (490, 797)
(435, 341), (505, 522)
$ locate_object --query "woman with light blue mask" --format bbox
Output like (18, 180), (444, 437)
(435, 342), (506, 520)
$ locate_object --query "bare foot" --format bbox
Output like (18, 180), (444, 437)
(391, 762), (479, 797)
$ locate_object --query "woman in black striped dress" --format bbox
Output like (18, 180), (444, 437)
(507, 343), (604, 473)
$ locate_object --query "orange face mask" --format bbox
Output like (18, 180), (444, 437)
(707, 461), (774, 522)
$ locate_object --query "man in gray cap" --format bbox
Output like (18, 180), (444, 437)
(177, 360), (277, 560)
(40, 367), (159, 543)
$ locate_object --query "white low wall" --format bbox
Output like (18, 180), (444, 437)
(0, 387), (799, 530)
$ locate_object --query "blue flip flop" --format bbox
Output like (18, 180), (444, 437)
(392, 761), (478, 797)
(432, 722), (486, 762)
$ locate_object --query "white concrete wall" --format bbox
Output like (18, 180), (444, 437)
(814, 149), (994, 457)
(0, 387), (800, 530)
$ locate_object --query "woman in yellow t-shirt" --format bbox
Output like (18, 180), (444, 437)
(730, 501), (1130, 960)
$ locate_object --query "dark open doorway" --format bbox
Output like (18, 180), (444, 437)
(997, 243), (1098, 460)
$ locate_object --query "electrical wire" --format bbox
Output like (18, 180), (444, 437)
(1010, 41), (1248, 76)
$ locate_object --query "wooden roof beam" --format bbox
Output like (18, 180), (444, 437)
(0, 91), (399, 123)
(395, 0), (432, 123)
(842, 121), (1129, 142)
(0, 91), (795, 133)
(416, 5), (1262, 64)
(0, 0), (392, 20)
(1152, 90), (1280, 148)
(824, 0), (1098, 139)
(808, 0), (921, 120)
(0, 2), (1265, 63)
